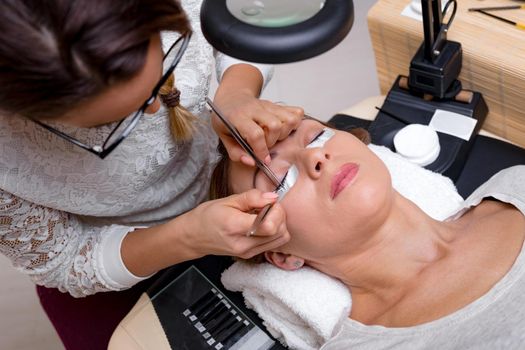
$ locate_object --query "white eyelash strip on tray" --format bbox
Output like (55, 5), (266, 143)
(307, 128), (335, 149)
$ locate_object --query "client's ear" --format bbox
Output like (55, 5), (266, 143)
(264, 252), (304, 270)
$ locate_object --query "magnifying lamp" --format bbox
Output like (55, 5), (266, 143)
(200, 0), (355, 63)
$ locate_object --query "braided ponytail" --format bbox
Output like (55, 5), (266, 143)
(159, 74), (198, 141)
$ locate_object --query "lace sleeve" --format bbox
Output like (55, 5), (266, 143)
(0, 189), (141, 297)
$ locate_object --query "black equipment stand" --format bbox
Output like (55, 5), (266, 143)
(368, 0), (488, 180)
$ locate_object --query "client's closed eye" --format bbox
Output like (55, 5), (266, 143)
(276, 169), (290, 192)
(307, 128), (334, 149)
(309, 129), (326, 145)
(256, 128), (335, 191)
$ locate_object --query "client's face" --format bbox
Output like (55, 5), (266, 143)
(229, 119), (394, 261)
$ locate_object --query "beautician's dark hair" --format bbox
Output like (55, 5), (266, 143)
(0, 0), (190, 120)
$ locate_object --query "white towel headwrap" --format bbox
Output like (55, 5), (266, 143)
(222, 144), (464, 350)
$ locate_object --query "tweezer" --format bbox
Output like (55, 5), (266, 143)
(475, 9), (525, 30)
(206, 98), (281, 236)
(468, 5), (525, 12)
(206, 98), (280, 187)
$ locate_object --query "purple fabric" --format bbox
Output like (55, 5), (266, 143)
(36, 278), (155, 350)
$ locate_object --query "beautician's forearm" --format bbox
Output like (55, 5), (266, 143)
(214, 64), (264, 100)
(120, 215), (200, 277)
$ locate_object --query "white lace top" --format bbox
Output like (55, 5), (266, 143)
(0, 0), (272, 297)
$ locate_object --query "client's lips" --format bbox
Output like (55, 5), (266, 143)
(331, 163), (359, 199)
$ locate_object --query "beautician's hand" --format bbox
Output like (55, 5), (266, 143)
(213, 91), (304, 166)
(182, 189), (290, 259)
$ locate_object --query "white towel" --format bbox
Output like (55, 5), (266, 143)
(221, 145), (465, 350)
(370, 144), (464, 220)
(222, 263), (351, 350)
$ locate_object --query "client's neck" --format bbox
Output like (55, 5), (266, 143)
(312, 192), (455, 307)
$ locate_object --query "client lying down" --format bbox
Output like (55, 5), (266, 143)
(210, 118), (525, 349)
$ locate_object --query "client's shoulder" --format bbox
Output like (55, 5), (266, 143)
(464, 198), (525, 272)
(465, 165), (525, 213)
(482, 165), (525, 190)
(469, 200), (525, 245)
(489, 165), (525, 185)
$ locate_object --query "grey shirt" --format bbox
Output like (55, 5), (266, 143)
(321, 165), (525, 350)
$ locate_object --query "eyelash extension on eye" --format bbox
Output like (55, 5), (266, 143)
(275, 170), (289, 192)
(309, 129), (326, 144)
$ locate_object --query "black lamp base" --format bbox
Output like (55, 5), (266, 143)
(368, 75), (488, 181)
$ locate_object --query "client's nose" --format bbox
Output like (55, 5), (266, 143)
(301, 148), (330, 179)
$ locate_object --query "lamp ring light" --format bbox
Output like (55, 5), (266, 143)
(200, 0), (355, 64)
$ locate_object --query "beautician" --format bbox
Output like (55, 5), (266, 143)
(0, 0), (302, 348)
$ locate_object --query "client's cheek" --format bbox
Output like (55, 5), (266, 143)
(280, 178), (324, 222)
(281, 200), (316, 237)
(349, 181), (390, 221)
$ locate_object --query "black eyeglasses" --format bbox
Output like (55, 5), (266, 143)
(32, 31), (192, 159)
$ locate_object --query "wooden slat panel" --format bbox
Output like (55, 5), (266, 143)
(368, 0), (525, 147)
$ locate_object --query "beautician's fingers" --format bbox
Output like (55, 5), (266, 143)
(258, 104), (304, 143)
(185, 189), (282, 257)
(238, 226), (291, 259)
(211, 107), (270, 165)
(219, 134), (257, 167)
(247, 201), (287, 238)
(221, 190), (289, 258)
(211, 94), (303, 165)
(233, 101), (303, 161)
(233, 188), (280, 213)
(248, 105), (302, 147)
(216, 105), (274, 165)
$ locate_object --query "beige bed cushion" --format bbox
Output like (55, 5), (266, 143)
(108, 293), (171, 350)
